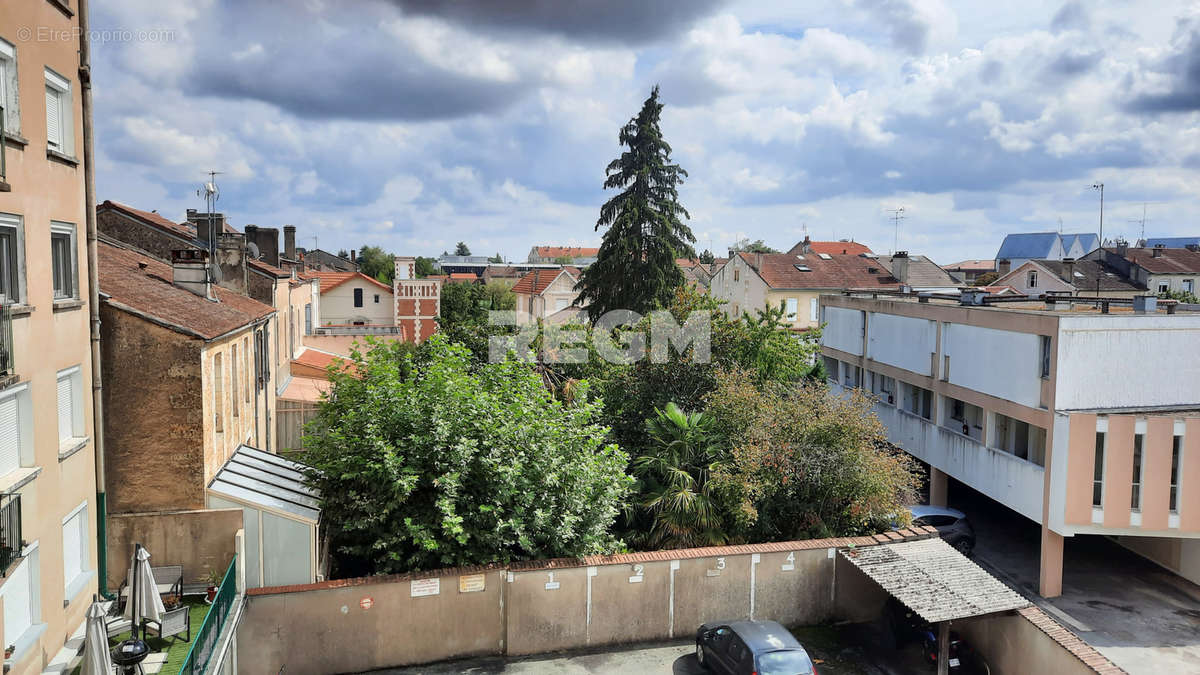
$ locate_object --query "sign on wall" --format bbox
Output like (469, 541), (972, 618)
(411, 578), (441, 597)
(459, 573), (486, 593)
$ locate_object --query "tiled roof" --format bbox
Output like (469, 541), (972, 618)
(840, 537), (1029, 623)
(248, 258), (291, 278)
(787, 240), (873, 256)
(875, 255), (961, 288)
(533, 246), (599, 258)
(448, 273), (479, 281)
(1120, 247), (1200, 275)
(100, 200), (197, 240)
(512, 267), (578, 295)
(1145, 236), (1200, 248)
(312, 271), (393, 294)
(740, 252), (903, 290)
(1034, 259), (1146, 292)
(98, 239), (274, 340)
(944, 259), (995, 271)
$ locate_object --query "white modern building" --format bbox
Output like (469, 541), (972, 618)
(820, 292), (1200, 597)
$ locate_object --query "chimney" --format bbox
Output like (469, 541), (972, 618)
(753, 252), (763, 269)
(1062, 257), (1075, 283)
(215, 233), (248, 295)
(997, 258), (1011, 276)
(893, 250), (910, 284)
(284, 225), (297, 260)
(350, 249), (357, 263)
(171, 249), (214, 300)
(1133, 295), (1158, 314)
(394, 255), (414, 281)
(1116, 240), (1128, 257)
(1152, 244), (1165, 258)
(246, 226), (279, 266)
(802, 235), (812, 254)
(186, 209), (226, 249)
(244, 225), (259, 257)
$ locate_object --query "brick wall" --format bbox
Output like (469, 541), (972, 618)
(98, 208), (196, 261)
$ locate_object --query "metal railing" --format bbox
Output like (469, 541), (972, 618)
(1, 104), (7, 186)
(0, 303), (13, 378)
(177, 555), (237, 675)
(0, 493), (21, 575)
(314, 324), (404, 335)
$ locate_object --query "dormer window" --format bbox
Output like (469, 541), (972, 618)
(1028, 271), (1038, 288)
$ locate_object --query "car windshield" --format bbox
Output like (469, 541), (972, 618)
(757, 649), (814, 675)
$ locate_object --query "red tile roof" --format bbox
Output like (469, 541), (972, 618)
(248, 258), (291, 278)
(312, 271), (393, 294)
(1120, 247), (1200, 275)
(447, 273), (479, 282)
(944, 259), (995, 271)
(512, 267), (578, 295)
(787, 239), (873, 256)
(533, 246), (599, 259)
(100, 200), (197, 240)
(98, 240), (274, 340)
(739, 252), (903, 290)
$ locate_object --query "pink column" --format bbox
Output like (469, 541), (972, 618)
(1140, 417), (1174, 531)
(1102, 416), (1135, 529)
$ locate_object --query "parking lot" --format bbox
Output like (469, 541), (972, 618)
(372, 624), (928, 674)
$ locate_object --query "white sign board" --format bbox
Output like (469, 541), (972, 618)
(411, 578), (441, 597)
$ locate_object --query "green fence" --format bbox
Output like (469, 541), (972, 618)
(178, 556), (237, 675)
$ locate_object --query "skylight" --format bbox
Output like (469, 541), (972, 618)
(795, 265), (811, 272)
(818, 253), (832, 260)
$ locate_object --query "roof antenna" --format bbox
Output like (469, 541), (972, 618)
(888, 207), (906, 254)
(196, 170), (222, 255)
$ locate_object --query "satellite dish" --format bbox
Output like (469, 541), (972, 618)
(209, 262), (224, 283)
(247, 241), (261, 259)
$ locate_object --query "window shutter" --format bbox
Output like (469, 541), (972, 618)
(810, 298), (818, 321)
(63, 510), (83, 583)
(4, 557), (31, 639)
(45, 87), (62, 149)
(0, 395), (19, 474)
(58, 375), (73, 441)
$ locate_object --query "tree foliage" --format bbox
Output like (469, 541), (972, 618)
(729, 238), (779, 254)
(488, 252), (505, 263)
(698, 249), (716, 264)
(971, 271), (1000, 287)
(415, 256), (437, 277)
(303, 336), (632, 573)
(705, 370), (921, 541)
(576, 86), (696, 320)
(357, 245), (395, 284)
(454, 241), (472, 256)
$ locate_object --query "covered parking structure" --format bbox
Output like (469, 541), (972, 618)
(841, 537), (1030, 675)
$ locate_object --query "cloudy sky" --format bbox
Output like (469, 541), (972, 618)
(92, 0), (1200, 264)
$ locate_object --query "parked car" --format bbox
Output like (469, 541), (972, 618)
(695, 620), (817, 675)
(906, 505), (975, 555)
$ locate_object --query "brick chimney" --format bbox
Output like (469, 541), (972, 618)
(350, 249), (357, 264)
(284, 225), (297, 260)
(893, 250), (910, 284)
(801, 235), (812, 254)
(215, 233), (248, 295)
(186, 209), (226, 249)
(171, 249), (214, 300)
(1152, 244), (1165, 258)
(244, 225), (279, 266)
(753, 252), (763, 269)
(997, 258), (1011, 276)
(1062, 257), (1075, 283)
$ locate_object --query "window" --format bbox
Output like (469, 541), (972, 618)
(810, 297), (819, 322)
(304, 303), (312, 335)
(869, 371), (896, 404)
(353, 287), (363, 307)
(243, 337), (251, 403)
(231, 344), (239, 419)
(1132, 433), (1144, 510)
(1028, 270), (1038, 288)
(1039, 335), (1051, 379)
(555, 297), (569, 312)
(51, 222), (77, 300)
(842, 363), (861, 388)
(1171, 435), (1182, 513)
(784, 297), (798, 321)
(823, 356), (839, 382)
(374, 294), (380, 304)
(213, 353), (224, 434)
(44, 68), (73, 156)
(733, 269), (740, 282)
(1093, 432), (1105, 507)
(1185, 279), (1195, 294)
(62, 501), (89, 599)
(0, 38), (19, 136)
(0, 383), (31, 476)
(2, 548), (38, 651)
(902, 382), (932, 420)
(0, 213), (24, 304)
(56, 366), (84, 443)
(1159, 282), (1170, 294)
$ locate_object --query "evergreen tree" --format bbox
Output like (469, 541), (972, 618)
(454, 242), (472, 256)
(699, 249), (715, 264)
(576, 86), (695, 320)
(488, 252), (504, 263)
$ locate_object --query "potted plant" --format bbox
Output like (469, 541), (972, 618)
(5, 644), (14, 659)
(203, 567), (223, 604)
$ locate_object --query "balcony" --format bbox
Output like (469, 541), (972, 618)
(0, 493), (21, 574)
(314, 324), (404, 336)
(0, 104), (9, 191)
(0, 303), (14, 386)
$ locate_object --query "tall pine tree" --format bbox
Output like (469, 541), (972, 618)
(577, 86), (696, 321)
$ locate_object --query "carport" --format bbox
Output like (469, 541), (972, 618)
(841, 537), (1030, 675)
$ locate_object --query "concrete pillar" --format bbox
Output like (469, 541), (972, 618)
(929, 467), (948, 507)
(1039, 526), (1064, 598)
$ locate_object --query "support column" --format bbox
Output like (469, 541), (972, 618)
(1039, 526), (1064, 598)
(929, 467), (948, 507)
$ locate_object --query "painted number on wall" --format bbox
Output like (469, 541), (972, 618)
(782, 552), (795, 572)
(629, 563), (644, 584)
(545, 572), (560, 590)
(707, 557), (726, 577)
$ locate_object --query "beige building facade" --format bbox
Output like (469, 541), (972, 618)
(0, 1), (101, 672)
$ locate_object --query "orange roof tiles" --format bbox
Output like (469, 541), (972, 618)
(98, 240), (274, 340)
(312, 271), (393, 294)
(534, 246), (599, 258)
(512, 267), (578, 296)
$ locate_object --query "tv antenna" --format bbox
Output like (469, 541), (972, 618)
(196, 170), (222, 255)
(1128, 202), (1163, 245)
(888, 207), (906, 254)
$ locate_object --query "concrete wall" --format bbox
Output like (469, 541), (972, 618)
(823, 306), (864, 355)
(867, 313), (935, 375)
(106, 509), (243, 588)
(944, 323), (1043, 408)
(1055, 314), (1200, 411)
(957, 610), (1101, 675)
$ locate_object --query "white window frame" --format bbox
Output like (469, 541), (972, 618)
(1185, 279), (1195, 294)
(61, 500), (91, 602)
(44, 67), (73, 157)
(1028, 270), (1038, 288)
(1158, 281), (1170, 294)
(0, 38), (18, 135)
(1, 541), (42, 661)
(810, 297), (819, 322)
(0, 212), (26, 305)
(56, 366), (85, 445)
(50, 222), (78, 300)
(0, 382), (32, 476)
(784, 297), (798, 321)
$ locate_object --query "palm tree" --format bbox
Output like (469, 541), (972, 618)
(633, 403), (728, 549)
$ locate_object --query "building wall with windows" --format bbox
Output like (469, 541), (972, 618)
(318, 274), (393, 326)
(0, 2), (98, 672)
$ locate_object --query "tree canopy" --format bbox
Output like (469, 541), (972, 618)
(729, 238), (779, 254)
(303, 336), (632, 573)
(576, 86), (696, 320)
(454, 242), (472, 256)
(357, 245), (395, 284)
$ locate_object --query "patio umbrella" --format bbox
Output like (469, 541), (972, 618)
(81, 602), (113, 675)
(123, 544), (164, 633)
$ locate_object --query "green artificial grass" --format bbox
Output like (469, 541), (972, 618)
(69, 598), (212, 675)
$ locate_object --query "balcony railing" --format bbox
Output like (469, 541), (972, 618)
(0, 493), (22, 575)
(0, 303), (13, 379)
(178, 555), (237, 675)
(1, 104), (7, 189)
(314, 324), (404, 336)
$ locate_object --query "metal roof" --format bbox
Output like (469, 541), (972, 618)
(840, 538), (1029, 623)
(1145, 236), (1200, 248)
(208, 445), (320, 523)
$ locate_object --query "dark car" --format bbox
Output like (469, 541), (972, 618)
(695, 620), (817, 675)
(908, 505), (975, 555)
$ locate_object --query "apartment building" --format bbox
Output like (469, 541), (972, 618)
(0, 2), (100, 671)
(1089, 244), (1200, 297)
(820, 292), (1200, 597)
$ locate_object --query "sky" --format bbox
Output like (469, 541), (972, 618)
(90, 0), (1200, 265)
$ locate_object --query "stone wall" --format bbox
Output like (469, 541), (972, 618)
(97, 207), (196, 261)
(107, 508), (244, 588)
